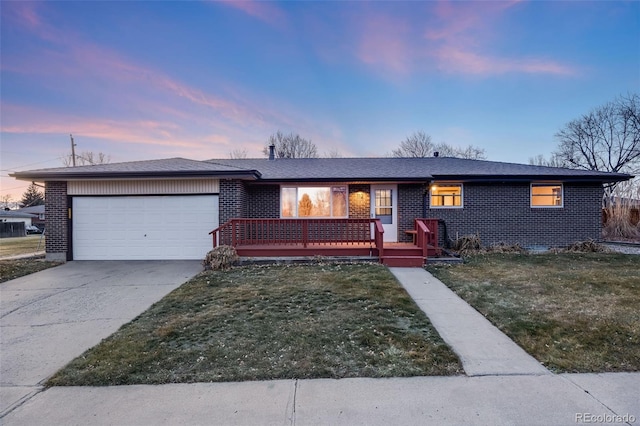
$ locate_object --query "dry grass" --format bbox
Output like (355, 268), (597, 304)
(47, 263), (461, 386)
(0, 235), (46, 258)
(428, 253), (640, 373)
(0, 258), (62, 283)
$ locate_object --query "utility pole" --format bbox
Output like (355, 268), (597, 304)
(70, 134), (77, 167)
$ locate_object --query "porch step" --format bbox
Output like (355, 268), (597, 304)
(381, 256), (425, 267)
(383, 246), (423, 256)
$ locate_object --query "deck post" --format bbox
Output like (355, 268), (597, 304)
(302, 220), (308, 248)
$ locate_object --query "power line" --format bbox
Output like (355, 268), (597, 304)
(0, 157), (65, 172)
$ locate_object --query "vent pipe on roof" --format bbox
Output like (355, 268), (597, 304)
(434, 151), (439, 157)
(268, 143), (276, 160)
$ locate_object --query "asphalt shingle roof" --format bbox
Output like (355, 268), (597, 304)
(209, 157), (632, 182)
(11, 156), (632, 183)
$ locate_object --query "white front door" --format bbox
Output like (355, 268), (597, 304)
(370, 184), (398, 242)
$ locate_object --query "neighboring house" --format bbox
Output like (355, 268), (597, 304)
(16, 205), (45, 229)
(0, 210), (36, 238)
(0, 210), (35, 226)
(11, 156), (632, 263)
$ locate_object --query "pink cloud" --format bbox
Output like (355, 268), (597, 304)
(356, 13), (413, 76)
(433, 47), (575, 76)
(342, 0), (575, 78)
(215, 0), (287, 28)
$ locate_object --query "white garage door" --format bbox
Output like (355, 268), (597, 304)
(72, 195), (219, 260)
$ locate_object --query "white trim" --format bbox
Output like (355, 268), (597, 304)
(430, 182), (464, 209)
(530, 183), (564, 208)
(370, 184), (398, 243)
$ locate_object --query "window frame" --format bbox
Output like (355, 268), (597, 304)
(280, 184), (349, 218)
(530, 183), (564, 208)
(429, 183), (463, 209)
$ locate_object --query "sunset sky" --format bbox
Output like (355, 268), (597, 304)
(1, 1), (638, 201)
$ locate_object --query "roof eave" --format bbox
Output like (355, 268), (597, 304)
(432, 174), (633, 183)
(10, 170), (262, 181)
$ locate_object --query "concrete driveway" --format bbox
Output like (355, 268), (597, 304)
(0, 260), (202, 417)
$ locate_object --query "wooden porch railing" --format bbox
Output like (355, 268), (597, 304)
(210, 218), (384, 255)
(414, 218), (440, 256)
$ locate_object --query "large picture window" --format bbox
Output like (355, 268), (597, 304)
(430, 183), (463, 208)
(281, 186), (348, 218)
(531, 183), (563, 207)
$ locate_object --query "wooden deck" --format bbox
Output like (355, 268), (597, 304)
(210, 218), (440, 267)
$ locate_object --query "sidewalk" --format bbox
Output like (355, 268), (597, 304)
(388, 267), (550, 376)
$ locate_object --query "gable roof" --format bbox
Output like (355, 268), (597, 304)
(11, 156), (632, 183)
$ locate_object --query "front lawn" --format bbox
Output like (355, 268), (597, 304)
(48, 263), (461, 386)
(428, 253), (640, 373)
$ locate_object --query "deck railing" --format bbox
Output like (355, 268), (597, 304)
(210, 218), (384, 252)
(415, 218), (439, 256)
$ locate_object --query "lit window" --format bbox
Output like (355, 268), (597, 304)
(281, 186), (348, 218)
(430, 184), (463, 208)
(531, 183), (563, 207)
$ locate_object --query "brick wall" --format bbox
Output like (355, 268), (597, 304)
(398, 184), (426, 242)
(45, 181), (68, 261)
(348, 184), (370, 219)
(219, 179), (247, 224)
(425, 182), (603, 248)
(245, 184), (280, 218)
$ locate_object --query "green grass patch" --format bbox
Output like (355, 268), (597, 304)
(427, 253), (640, 373)
(48, 263), (461, 386)
(0, 258), (62, 283)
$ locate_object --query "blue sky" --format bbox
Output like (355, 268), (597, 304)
(1, 1), (638, 200)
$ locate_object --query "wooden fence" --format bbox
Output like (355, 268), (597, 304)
(0, 222), (26, 238)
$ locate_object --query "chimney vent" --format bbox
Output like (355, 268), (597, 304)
(268, 143), (275, 160)
(434, 151), (439, 158)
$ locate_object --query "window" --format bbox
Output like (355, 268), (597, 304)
(531, 183), (563, 207)
(430, 183), (463, 208)
(281, 186), (348, 218)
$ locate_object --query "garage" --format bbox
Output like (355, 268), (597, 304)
(72, 195), (218, 260)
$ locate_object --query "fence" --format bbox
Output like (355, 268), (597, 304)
(0, 222), (26, 238)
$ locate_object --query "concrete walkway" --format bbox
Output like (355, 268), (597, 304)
(388, 267), (550, 376)
(0, 260), (202, 417)
(2, 265), (638, 425)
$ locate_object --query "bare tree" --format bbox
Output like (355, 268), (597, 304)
(392, 131), (486, 159)
(554, 93), (640, 192)
(229, 148), (248, 159)
(434, 142), (487, 160)
(62, 151), (111, 167)
(391, 131), (434, 157)
(528, 154), (567, 168)
(325, 149), (343, 158)
(1, 194), (14, 210)
(263, 131), (318, 159)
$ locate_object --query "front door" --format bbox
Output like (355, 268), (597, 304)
(371, 184), (398, 242)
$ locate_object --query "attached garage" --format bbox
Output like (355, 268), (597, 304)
(72, 195), (218, 260)
(66, 178), (222, 261)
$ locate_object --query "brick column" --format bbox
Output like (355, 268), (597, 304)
(45, 181), (68, 261)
